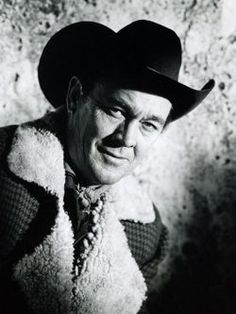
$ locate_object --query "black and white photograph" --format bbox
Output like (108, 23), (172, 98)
(0, 1), (235, 313)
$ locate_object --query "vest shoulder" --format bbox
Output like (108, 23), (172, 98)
(0, 125), (18, 159)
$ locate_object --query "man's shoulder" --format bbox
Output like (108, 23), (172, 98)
(0, 124), (18, 159)
(0, 115), (63, 264)
(0, 124), (41, 263)
(0, 108), (66, 160)
(25, 107), (66, 144)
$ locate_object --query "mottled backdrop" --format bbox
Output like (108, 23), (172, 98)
(0, 0), (235, 313)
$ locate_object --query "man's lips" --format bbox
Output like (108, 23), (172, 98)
(98, 146), (131, 161)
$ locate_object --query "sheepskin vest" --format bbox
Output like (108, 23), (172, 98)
(2, 115), (161, 314)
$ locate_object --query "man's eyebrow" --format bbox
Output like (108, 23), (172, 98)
(144, 115), (165, 126)
(108, 96), (130, 109)
(105, 96), (133, 114)
(94, 94), (128, 108)
(114, 100), (166, 126)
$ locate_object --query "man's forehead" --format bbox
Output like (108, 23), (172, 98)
(92, 81), (172, 119)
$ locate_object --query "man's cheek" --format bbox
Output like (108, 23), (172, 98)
(95, 111), (116, 137)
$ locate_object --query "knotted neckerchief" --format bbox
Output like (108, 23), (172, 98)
(64, 163), (110, 260)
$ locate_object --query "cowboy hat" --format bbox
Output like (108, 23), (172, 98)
(38, 20), (215, 121)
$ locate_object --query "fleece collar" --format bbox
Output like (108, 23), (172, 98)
(7, 124), (149, 313)
(9, 123), (155, 223)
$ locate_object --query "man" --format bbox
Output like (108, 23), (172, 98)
(0, 20), (214, 313)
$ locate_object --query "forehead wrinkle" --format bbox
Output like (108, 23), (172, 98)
(113, 89), (138, 114)
(145, 115), (165, 126)
(94, 86), (139, 118)
(112, 89), (154, 118)
(117, 90), (166, 124)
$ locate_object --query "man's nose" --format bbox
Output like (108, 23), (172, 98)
(117, 120), (138, 148)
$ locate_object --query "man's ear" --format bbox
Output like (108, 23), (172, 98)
(66, 76), (83, 113)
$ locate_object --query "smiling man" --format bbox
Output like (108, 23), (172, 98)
(66, 78), (172, 185)
(0, 20), (214, 314)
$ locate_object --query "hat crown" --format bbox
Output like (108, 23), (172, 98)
(117, 20), (182, 80)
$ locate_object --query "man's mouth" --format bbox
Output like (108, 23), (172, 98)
(98, 146), (131, 161)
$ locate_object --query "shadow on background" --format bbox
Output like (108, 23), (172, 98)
(148, 156), (236, 314)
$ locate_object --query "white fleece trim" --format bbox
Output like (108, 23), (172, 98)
(13, 206), (75, 313)
(8, 125), (65, 197)
(8, 125), (75, 313)
(72, 199), (147, 314)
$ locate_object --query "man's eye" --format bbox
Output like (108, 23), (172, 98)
(95, 102), (124, 118)
(107, 107), (124, 118)
(142, 121), (158, 132)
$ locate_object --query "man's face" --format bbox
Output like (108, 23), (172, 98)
(66, 80), (172, 185)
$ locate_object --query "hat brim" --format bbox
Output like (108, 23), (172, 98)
(39, 58), (214, 122)
(116, 67), (215, 121)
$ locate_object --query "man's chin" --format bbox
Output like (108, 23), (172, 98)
(87, 156), (132, 185)
(91, 169), (128, 186)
